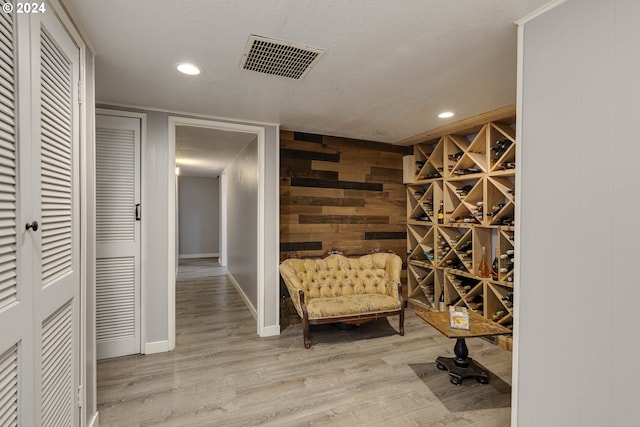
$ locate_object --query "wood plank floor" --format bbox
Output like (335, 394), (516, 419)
(97, 259), (513, 426)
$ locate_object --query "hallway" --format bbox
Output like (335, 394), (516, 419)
(96, 259), (513, 426)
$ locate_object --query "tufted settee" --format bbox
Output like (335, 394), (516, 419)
(279, 252), (404, 348)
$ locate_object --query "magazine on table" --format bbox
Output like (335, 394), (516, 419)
(449, 306), (470, 330)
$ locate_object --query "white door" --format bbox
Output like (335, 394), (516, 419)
(0, 9), (29, 426)
(33, 7), (81, 426)
(95, 114), (141, 359)
(0, 3), (81, 426)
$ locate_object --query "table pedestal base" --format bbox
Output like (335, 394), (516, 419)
(435, 338), (489, 385)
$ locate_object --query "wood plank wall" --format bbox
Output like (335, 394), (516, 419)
(280, 131), (409, 263)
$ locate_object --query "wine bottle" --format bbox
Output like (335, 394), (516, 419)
(458, 240), (472, 252)
(455, 184), (473, 197)
(438, 291), (446, 311)
(476, 201), (484, 220)
(502, 292), (514, 308)
(448, 151), (463, 162)
(492, 310), (506, 321)
(491, 248), (499, 280)
(444, 258), (463, 270)
(437, 201), (444, 224)
(485, 203), (505, 217)
(499, 261), (513, 273)
(466, 294), (483, 311)
(501, 218), (514, 226)
(478, 246), (490, 278)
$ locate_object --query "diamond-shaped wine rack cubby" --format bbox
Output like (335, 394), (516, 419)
(414, 138), (444, 181)
(404, 111), (517, 334)
(486, 283), (513, 329)
(489, 122), (516, 172)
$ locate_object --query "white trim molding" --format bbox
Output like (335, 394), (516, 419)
(227, 272), (257, 320)
(511, 20), (525, 427)
(178, 253), (220, 259)
(515, 0), (567, 26)
(144, 340), (170, 355)
(97, 100), (280, 127)
(261, 325), (280, 337)
(88, 412), (99, 427)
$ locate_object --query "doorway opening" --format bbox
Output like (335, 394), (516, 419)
(168, 117), (267, 346)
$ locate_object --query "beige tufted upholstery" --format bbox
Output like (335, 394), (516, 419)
(279, 253), (404, 348)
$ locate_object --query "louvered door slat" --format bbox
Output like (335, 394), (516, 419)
(41, 116), (70, 149)
(0, 163), (14, 180)
(96, 128), (135, 243)
(41, 302), (73, 427)
(41, 95), (70, 133)
(0, 4), (15, 310)
(0, 76), (15, 105)
(40, 68), (70, 112)
(42, 146), (71, 167)
(40, 29), (72, 288)
(0, 102), (14, 123)
(96, 257), (135, 341)
(0, 345), (18, 427)
(0, 13), (12, 45)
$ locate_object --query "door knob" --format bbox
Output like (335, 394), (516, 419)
(25, 221), (38, 231)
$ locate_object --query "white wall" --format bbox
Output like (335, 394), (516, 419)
(516, 1), (639, 426)
(226, 138), (258, 307)
(178, 176), (220, 257)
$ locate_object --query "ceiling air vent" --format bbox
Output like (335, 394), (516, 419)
(240, 35), (325, 80)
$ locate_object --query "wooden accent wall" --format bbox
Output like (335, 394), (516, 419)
(280, 131), (409, 260)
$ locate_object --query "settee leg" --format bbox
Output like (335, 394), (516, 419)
(399, 309), (405, 336)
(303, 320), (311, 349)
(299, 289), (311, 349)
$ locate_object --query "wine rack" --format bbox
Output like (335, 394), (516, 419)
(405, 113), (516, 332)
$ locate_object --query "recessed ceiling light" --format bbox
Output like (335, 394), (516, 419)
(176, 62), (201, 76)
(438, 111), (454, 119)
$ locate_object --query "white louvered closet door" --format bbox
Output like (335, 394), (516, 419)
(0, 3), (81, 426)
(0, 8), (28, 427)
(32, 6), (81, 426)
(95, 114), (141, 359)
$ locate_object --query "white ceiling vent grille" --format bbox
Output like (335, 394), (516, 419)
(240, 35), (325, 80)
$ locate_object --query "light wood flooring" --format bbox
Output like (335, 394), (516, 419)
(97, 259), (513, 426)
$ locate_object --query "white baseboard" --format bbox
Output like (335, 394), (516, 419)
(145, 340), (170, 354)
(260, 324), (280, 337)
(88, 412), (99, 427)
(226, 271), (257, 320)
(179, 252), (220, 259)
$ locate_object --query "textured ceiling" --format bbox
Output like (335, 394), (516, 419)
(175, 126), (256, 177)
(66, 0), (548, 143)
